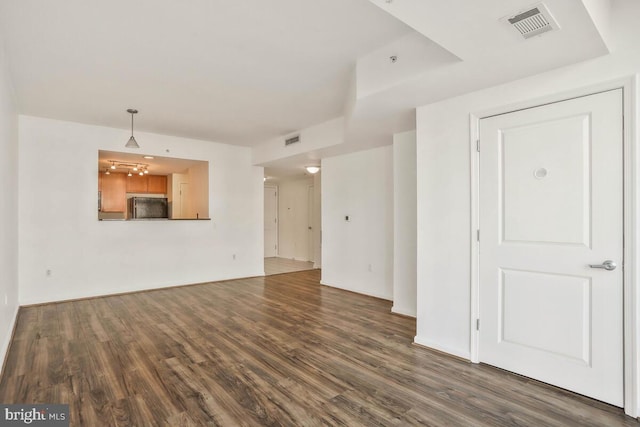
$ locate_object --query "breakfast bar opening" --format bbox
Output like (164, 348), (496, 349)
(98, 150), (210, 221)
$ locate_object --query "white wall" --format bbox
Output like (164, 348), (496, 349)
(276, 177), (313, 261)
(392, 130), (417, 317)
(0, 37), (19, 368)
(18, 116), (264, 304)
(322, 146), (393, 300)
(415, 0), (640, 362)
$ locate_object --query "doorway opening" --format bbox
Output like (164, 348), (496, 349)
(264, 172), (321, 276)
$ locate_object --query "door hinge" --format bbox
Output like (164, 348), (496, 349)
(476, 139), (480, 152)
(476, 319), (480, 331)
(476, 229), (480, 242)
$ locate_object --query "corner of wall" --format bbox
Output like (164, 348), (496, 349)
(391, 305), (416, 318)
(392, 130), (417, 322)
(0, 305), (19, 377)
(413, 335), (471, 361)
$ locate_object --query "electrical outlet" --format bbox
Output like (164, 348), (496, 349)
(368, 264), (372, 272)
(46, 269), (52, 277)
(232, 254), (236, 260)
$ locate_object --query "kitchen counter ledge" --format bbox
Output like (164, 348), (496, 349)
(99, 218), (211, 221)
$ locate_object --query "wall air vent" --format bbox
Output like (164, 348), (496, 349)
(285, 135), (300, 146)
(504, 3), (559, 39)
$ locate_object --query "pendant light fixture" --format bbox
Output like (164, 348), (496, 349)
(125, 108), (140, 149)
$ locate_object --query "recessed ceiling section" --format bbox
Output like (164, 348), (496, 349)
(345, 0), (612, 129)
(253, 117), (344, 166)
(257, 0), (613, 173)
(263, 151), (322, 181)
(366, 0), (609, 61)
(355, 32), (460, 100)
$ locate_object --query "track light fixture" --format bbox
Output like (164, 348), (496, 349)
(105, 160), (150, 174)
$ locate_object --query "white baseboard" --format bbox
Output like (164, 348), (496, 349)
(413, 335), (470, 361)
(391, 306), (416, 318)
(319, 280), (392, 301)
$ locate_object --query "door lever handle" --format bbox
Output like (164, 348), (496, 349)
(589, 260), (617, 271)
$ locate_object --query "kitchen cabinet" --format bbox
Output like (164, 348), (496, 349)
(100, 173), (126, 212)
(125, 175), (167, 194)
(126, 175), (148, 193)
(147, 175), (167, 194)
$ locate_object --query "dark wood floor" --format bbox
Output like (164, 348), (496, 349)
(0, 270), (637, 426)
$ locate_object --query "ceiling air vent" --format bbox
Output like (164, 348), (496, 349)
(505, 3), (559, 39)
(285, 135), (300, 146)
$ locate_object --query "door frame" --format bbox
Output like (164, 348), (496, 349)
(307, 184), (314, 263)
(264, 184), (279, 257)
(469, 76), (639, 417)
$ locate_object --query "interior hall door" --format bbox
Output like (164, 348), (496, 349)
(478, 89), (623, 406)
(264, 185), (278, 257)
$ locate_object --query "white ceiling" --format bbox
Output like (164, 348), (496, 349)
(0, 0), (612, 179)
(0, 0), (411, 145)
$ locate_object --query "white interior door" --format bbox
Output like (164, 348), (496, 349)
(478, 89), (623, 406)
(264, 185), (278, 257)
